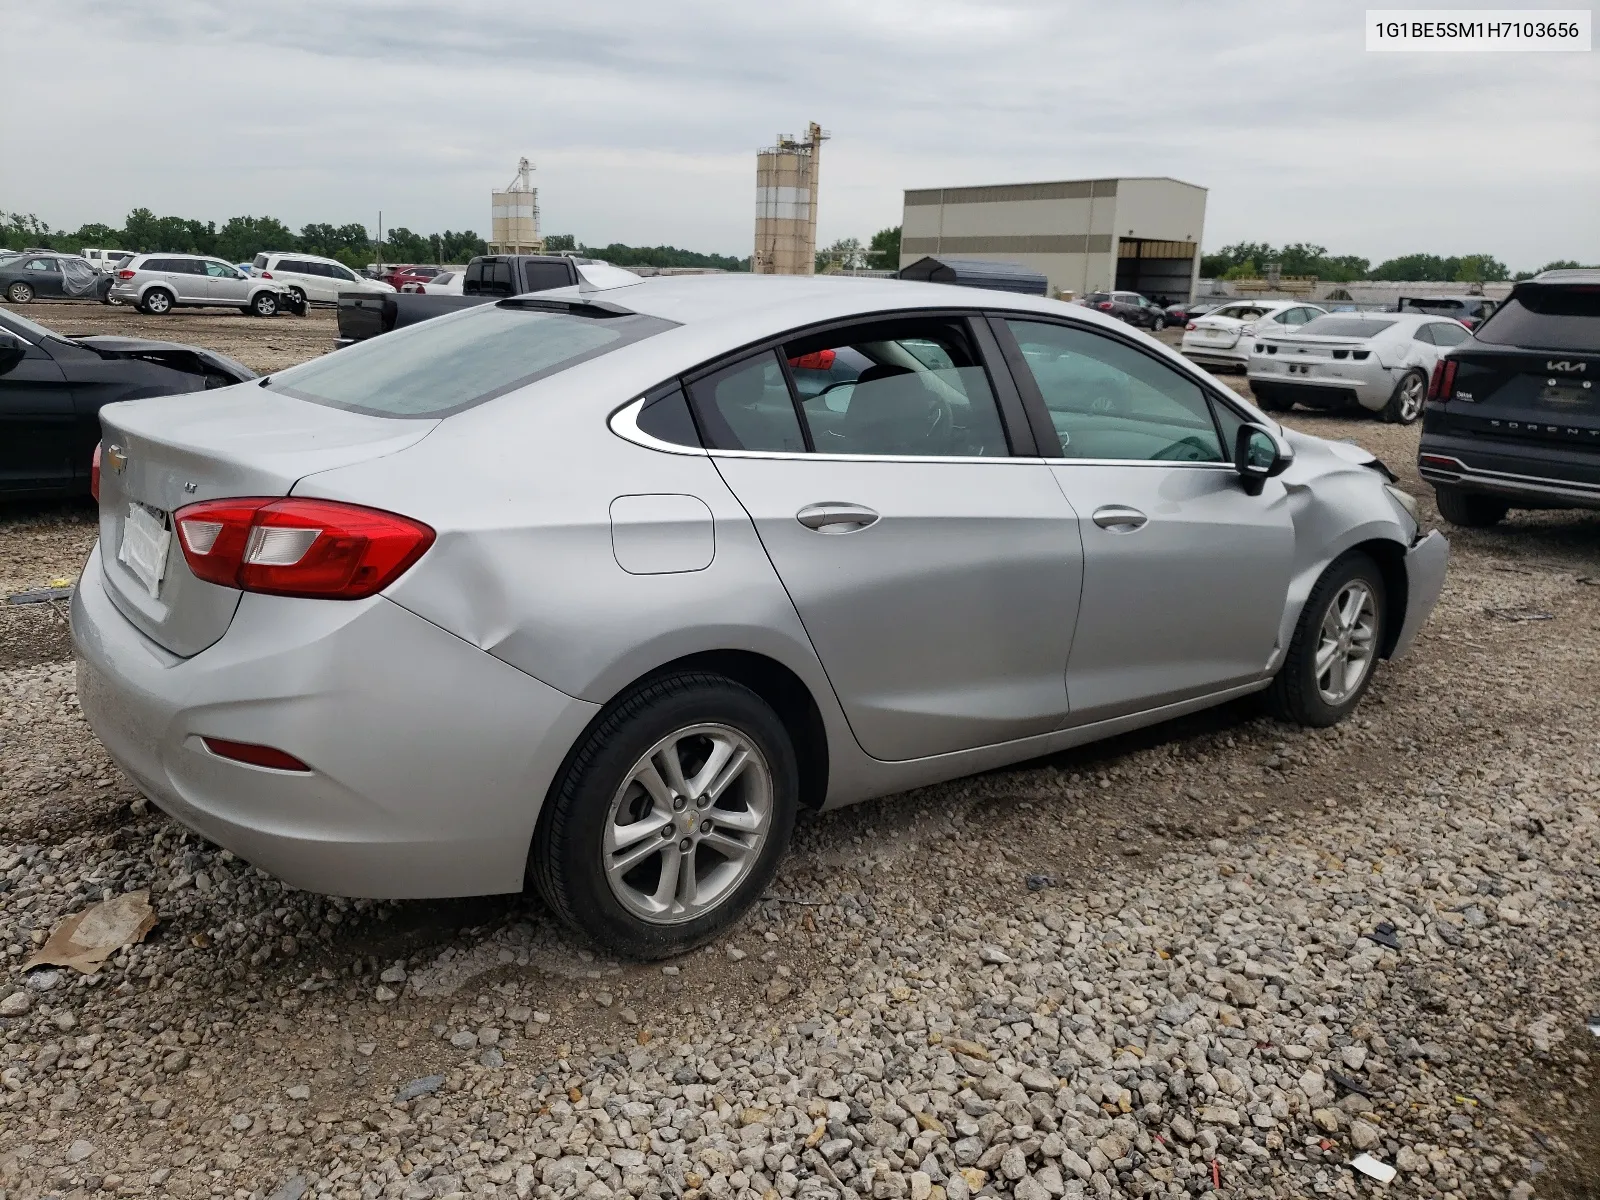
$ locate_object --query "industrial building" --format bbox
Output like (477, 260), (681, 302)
(489, 158), (544, 255)
(753, 123), (827, 275)
(899, 176), (1206, 302)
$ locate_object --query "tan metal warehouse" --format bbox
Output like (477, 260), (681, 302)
(899, 176), (1207, 303)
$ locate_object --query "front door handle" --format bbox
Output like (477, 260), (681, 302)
(796, 502), (880, 534)
(1092, 504), (1148, 532)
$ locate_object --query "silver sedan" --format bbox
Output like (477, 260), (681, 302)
(73, 273), (1448, 957)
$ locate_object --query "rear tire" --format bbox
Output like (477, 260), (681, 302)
(1434, 486), (1509, 528)
(6, 282), (34, 304)
(1382, 368), (1427, 423)
(287, 286), (307, 308)
(1266, 552), (1386, 728)
(530, 672), (799, 960)
(249, 291), (279, 317)
(1152, 316), (1166, 332)
(140, 288), (173, 315)
(1255, 388), (1291, 412)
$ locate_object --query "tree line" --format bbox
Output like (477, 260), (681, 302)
(1200, 242), (1591, 284)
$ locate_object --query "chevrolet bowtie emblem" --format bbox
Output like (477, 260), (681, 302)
(106, 444), (128, 473)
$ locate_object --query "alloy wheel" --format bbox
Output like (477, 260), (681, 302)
(1399, 373), (1426, 421)
(602, 723), (773, 925)
(1314, 581), (1377, 705)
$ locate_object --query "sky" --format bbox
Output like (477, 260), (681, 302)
(2, 0), (1596, 270)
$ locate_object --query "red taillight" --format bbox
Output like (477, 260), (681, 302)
(1097, 301), (1113, 311)
(787, 349), (836, 370)
(202, 737), (311, 772)
(173, 497), (435, 599)
(1427, 358), (1458, 402)
(260, 271), (273, 279)
(1185, 321), (1197, 331)
(116, 269), (135, 280)
(91, 443), (102, 501)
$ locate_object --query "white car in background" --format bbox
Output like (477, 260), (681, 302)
(1247, 312), (1473, 424)
(1181, 301), (1327, 372)
(400, 269), (464, 295)
(250, 252), (395, 306)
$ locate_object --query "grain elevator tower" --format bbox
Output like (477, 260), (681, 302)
(753, 123), (828, 275)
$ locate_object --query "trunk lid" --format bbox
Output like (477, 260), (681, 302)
(1256, 334), (1373, 362)
(1434, 344), (1600, 447)
(96, 384), (437, 656)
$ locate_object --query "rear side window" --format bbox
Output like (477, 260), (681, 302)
(1299, 317), (1397, 338)
(1429, 322), (1471, 347)
(635, 384), (702, 447)
(268, 304), (678, 418)
(688, 352), (806, 453)
(522, 262), (573, 292)
(253, 254), (268, 269)
(1475, 290), (1600, 352)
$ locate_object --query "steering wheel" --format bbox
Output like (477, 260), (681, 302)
(1152, 435), (1215, 462)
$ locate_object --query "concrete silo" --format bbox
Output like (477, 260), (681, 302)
(489, 158), (544, 255)
(753, 123), (827, 275)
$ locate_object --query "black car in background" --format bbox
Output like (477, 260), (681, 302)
(1081, 290), (1169, 330)
(0, 307), (254, 498)
(1418, 269), (1599, 527)
(1398, 294), (1499, 331)
(0, 251), (115, 305)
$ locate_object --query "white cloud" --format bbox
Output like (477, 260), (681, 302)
(1, 0), (1594, 269)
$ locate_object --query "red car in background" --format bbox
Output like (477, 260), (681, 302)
(383, 265), (444, 291)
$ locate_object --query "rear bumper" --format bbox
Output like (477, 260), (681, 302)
(1248, 362), (1395, 412)
(1418, 431), (1600, 510)
(72, 545), (599, 898)
(1391, 529), (1449, 661)
(1181, 339), (1248, 367)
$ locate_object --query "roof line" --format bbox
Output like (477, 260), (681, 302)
(904, 175), (1207, 194)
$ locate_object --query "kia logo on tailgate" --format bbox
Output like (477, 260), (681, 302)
(1546, 360), (1587, 372)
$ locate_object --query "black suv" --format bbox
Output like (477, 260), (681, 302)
(1418, 269), (1599, 526)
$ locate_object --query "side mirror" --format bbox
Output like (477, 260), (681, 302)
(0, 332), (25, 376)
(1234, 422), (1293, 495)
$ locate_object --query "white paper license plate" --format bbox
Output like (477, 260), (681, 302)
(118, 503), (171, 598)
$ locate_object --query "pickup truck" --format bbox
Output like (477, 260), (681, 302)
(335, 254), (597, 346)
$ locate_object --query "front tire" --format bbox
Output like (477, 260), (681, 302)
(6, 281), (34, 304)
(287, 286), (307, 308)
(249, 291), (279, 317)
(1266, 552), (1386, 727)
(139, 288), (173, 315)
(1434, 486), (1509, 528)
(1152, 316), (1165, 332)
(531, 672), (799, 959)
(1382, 368), (1427, 424)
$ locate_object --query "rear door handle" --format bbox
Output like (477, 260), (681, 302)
(1091, 505), (1148, 532)
(796, 502), (880, 534)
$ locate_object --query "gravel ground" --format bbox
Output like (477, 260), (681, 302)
(1, 311), (1597, 1200)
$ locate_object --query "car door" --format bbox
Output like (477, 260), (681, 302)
(203, 259), (249, 304)
(0, 328), (76, 494)
(692, 314), (1082, 762)
(993, 315), (1296, 724)
(23, 257), (66, 298)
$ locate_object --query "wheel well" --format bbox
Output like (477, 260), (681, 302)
(1352, 538), (1409, 658)
(633, 650), (830, 810)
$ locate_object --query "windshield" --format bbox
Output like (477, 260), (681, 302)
(267, 302), (678, 418)
(1298, 316), (1397, 338)
(0, 308), (69, 343)
(1474, 290), (1600, 352)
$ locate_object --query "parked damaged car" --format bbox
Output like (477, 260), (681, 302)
(0, 251), (115, 305)
(0, 307), (254, 498)
(73, 272), (1447, 957)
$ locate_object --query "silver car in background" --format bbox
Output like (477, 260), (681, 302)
(1248, 312), (1474, 424)
(73, 273), (1447, 957)
(108, 253), (294, 317)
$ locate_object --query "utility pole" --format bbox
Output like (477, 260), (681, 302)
(376, 210), (383, 274)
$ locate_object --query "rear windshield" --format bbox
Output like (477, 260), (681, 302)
(1474, 290), (1600, 352)
(267, 302), (677, 418)
(1401, 298), (1463, 311)
(1299, 316), (1397, 338)
(1211, 305), (1271, 320)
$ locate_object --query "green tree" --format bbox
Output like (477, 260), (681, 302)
(543, 233), (576, 252)
(382, 226), (433, 263)
(579, 242), (747, 271)
(868, 225), (901, 271)
(214, 215), (297, 263)
(1221, 259), (1259, 280)
(1371, 253), (1452, 281)
(1452, 254), (1508, 283)
(298, 222), (371, 260)
(1, 212), (58, 251)
(71, 223), (124, 250)
(437, 230), (487, 262)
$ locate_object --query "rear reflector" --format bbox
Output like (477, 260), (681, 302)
(1420, 453), (1466, 472)
(91, 443), (102, 502)
(174, 497), (435, 599)
(202, 737), (311, 772)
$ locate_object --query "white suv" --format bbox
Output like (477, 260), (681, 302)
(251, 252), (395, 305)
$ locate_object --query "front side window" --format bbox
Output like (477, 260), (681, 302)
(204, 261), (237, 278)
(687, 352), (806, 453)
(1004, 318), (1224, 463)
(268, 304), (678, 418)
(782, 317), (1010, 457)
